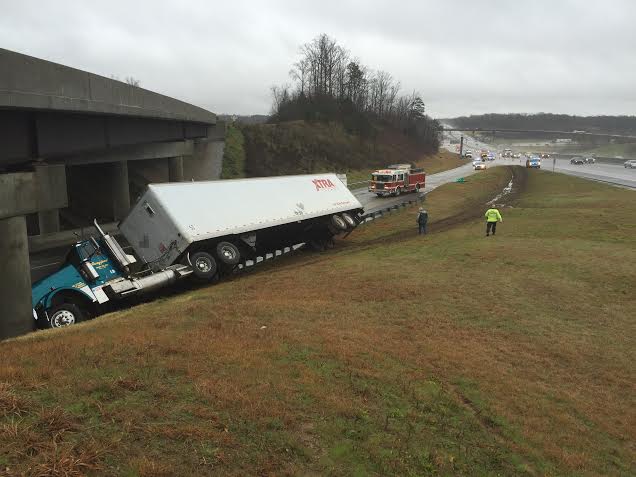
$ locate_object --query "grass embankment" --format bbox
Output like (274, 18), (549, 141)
(239, 120), (456, 180)
(227, 119), (462, 186)
(2, 168), (635, 475)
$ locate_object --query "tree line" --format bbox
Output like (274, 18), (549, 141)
(448, 113), (636, 136)
(270, 34), (441, 153)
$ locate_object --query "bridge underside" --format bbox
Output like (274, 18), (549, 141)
(0, 48), (224, 338)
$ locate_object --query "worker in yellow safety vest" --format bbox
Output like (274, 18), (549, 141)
(485, 206), (503, 236)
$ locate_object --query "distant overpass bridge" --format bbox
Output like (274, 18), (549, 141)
(0, 48), (224, 338)
(443, 128), (636, 140)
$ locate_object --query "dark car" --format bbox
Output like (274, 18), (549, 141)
(570, 157), (585, 165)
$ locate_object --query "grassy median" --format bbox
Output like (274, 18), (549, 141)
(1, 167), (634, 476)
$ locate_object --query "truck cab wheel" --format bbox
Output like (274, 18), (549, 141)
(216, 242), (241, 266)
(48, 303), (84, 328)
(190, 251), (218, 280)
(395, 187), (401, 196)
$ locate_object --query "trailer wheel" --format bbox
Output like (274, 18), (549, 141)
(341, 212), (357, 229)
(376, 193), (383, 197)
(328, 214), (348, 234)
(48, 303), (84, 328)
(216, 242), (241, 266)
(190, 251), (218, 280)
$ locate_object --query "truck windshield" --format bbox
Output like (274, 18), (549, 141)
(372, 175), (392, 182)
(75, 240), (100, 262)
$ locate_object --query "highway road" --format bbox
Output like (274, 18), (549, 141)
(545, 158), (635, 188)
(442, 127), (636, 189)
(353, 161), (477, 214)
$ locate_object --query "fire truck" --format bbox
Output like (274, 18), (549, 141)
(368, 164), (426, 197)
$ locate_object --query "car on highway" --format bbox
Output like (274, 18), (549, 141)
(570, 157), (585, 165)
(487, 152), (496, 161)
(464, 151), (473, 159)
(526, 157), (541, 168)
(512, 153), (521, 158)
(584, 157), (596, 164)
(473, 159), (486, 170)
(624, 159), (636, 169)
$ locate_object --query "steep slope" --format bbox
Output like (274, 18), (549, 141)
(222, 120), (459, 179)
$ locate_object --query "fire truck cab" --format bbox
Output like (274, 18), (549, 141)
(368, 164), (426, 197)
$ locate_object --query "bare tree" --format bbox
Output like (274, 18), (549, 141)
(270, 85), (291, 114)
(125, 76), (140, 87)
(269, 33), (440, 152)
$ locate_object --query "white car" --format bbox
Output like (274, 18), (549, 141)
(624, 160), (636, 169)
(473, 160), (486, 170)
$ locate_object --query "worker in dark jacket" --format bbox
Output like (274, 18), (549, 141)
(417, 208), (428, 235)
(485, 206), (503, 236)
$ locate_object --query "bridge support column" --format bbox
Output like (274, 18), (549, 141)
(112, 161), (130, 220)
(38, 209), (60, 234)
(0, 216), (34, 339)
(168, 156), (184, 182)
(33, 163), (66, 234)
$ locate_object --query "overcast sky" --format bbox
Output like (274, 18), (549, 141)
(1, 0), (635, 118)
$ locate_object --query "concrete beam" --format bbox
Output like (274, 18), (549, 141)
(168, 156), (184, 182)
(59, 140), (195, 166)
(0, 48), (217, 124)
(112, 161), (130, 220)
(1, 165), (67, 219)
(33, 163), (67, 211)
(0, 172), (36, 219)
(38, 209), (60, 234)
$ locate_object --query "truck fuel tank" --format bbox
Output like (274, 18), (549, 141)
(103, 264), (192, 298)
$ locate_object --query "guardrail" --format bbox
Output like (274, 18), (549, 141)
(358, 192), (426, 224)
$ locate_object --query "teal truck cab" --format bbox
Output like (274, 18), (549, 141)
(31, 221), (192, 328)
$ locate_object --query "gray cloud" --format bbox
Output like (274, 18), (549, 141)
(1, 0), (634, 117)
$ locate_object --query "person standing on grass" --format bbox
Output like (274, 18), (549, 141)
(485, 206), (503, 236)
(417, 208), (428, 235)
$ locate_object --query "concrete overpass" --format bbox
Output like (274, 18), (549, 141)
(0, 48), (225, 339)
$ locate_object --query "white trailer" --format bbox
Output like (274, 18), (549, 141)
(119, 173), (363, 279)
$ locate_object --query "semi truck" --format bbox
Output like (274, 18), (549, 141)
(368, 164), (426, 197)
(31, 174), (364, 328)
